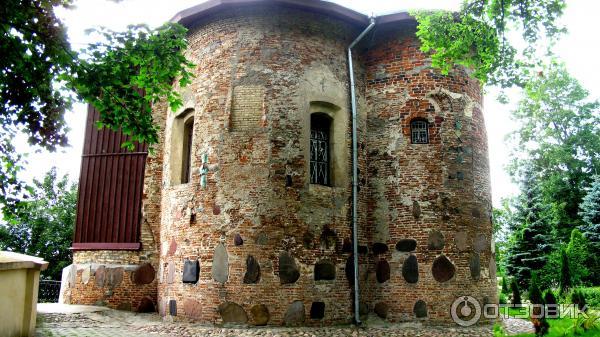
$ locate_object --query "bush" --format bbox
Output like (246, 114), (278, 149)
(529, 274), (544, 305)
(543, 289), (557, 306)
(499, 292), (508, 304)
(580, 287), (600, 309)
(571, 289), (587, 311)
(567, 229), (590, 285)
(501, 276), (509, 294)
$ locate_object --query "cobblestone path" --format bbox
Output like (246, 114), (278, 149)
(36, 308), (499, 337)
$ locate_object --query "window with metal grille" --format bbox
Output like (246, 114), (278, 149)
(310, 114), (331, 185)
(410, 119), (429, 144)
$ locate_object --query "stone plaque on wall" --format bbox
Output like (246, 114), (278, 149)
(183, 259), (200, 284)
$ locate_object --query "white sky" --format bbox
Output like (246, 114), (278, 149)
(20, 0), (600, 206)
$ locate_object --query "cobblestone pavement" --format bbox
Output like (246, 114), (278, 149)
(501, 318), (535, 336)
(36, 308), (501, 337)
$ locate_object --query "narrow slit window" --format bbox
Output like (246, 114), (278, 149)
(310, 114), (331, 185)
(411, 119), (429, 144)
(181, 117), (194, 184)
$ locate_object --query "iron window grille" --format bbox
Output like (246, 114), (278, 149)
(310, 116), (330, 185)
(411, 119), (429, 144)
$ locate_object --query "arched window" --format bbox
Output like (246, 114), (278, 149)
(170, 108), (195, 185)
(410, 119), (429, 144)
(181, 117), (194, 184)
(310, 113), (331, 185)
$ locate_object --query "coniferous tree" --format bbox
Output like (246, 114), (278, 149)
(529, 274), (549, 336)
(559, 248), (572, 297)
(570, 289), (587, 312)
(506, 168), (554, 289)
(501, 276), (509, 294)
(566, 229), (590, 285)
(579, 176), (600, 283)
(511, 278), (522, 306)
(529, 274), (544, 305)
(543, 290), (557, 308)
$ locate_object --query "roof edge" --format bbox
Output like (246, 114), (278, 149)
(171, 0), (370, 27)
(171, 0), (418, 28)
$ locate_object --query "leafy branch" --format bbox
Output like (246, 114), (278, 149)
(411, 0), (566, 88)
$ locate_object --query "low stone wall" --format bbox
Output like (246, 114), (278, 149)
(60, 262), (157, 312)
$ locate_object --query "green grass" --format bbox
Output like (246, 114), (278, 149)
(495, 316), (600, 337)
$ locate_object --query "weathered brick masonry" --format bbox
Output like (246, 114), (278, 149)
(65, 0), (496, 326)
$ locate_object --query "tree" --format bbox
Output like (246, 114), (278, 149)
(529, 274), (549, 336)
(559, 248), (572, 297)
(566, 229), (590, 286)
(543, 290), (557, 307)
(506, 168), (554, 289)
(501, 276), (509, 294)
(511, 278), (522, 306)
(579, 175), (600, 282)
(412, 0), (566, 88)
(570, 289), (587, 312)
(0, 0), (193, 207)
(529, 273), (544, 305)
(0, 168), (77, 280)
(509, 63), (600, 242)
(580, 176), (600, 228)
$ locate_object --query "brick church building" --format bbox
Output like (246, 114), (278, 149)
(60, 0), (497, 326)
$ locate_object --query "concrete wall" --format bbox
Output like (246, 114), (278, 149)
(0, 252), (47, 337)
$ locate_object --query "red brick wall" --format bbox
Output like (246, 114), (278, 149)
(157, 6), (365, 326)
(68, 5), (495, 325)
(364, 29), (496, 322)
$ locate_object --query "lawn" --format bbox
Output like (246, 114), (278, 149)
(494, 315), (600, 337)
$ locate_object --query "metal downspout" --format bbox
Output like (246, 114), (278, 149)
(348, 17), (375, 325)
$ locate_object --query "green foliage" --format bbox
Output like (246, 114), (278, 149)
(529, 275), (550, 336)
(544, 290), (557, 307)
(412, 0), (566, 87)
(502, 276), (510, 294)
(538, 248), (561, 291)
(512, 278), (522, 305)
(68, 23), (194, 149)
(579, 176), (600, 281)
(504, 63), (600, 289)
(565, 312), (600, 336)
(509, 62), (600, 243)
(494, 199), (515, 276)
(412, 10), (500, 85)
(495, 316), (599, 337)
(570, 289), (587, 312)
(506, 167), (554, 289)
(578, 288), (600, 309)
(566, 229), (590, 286)
(529, 274), (544, 305)
(499, 292), (508, 304)
(580, 176), (600, 228)
(560, 248), (572, 297)
(0, 1), (193, 206)
(0, 168), (77, 280)
(0, 0), (74, 207)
